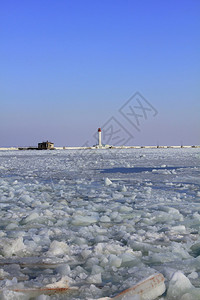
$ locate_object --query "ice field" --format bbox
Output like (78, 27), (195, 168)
(0, 148), (200, 300)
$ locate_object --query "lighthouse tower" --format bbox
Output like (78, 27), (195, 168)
(98, 128), (102, 147)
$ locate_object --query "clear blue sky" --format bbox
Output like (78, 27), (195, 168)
(1, 0), (199, 147)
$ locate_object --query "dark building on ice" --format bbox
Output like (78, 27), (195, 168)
(38, 141), (54, 150)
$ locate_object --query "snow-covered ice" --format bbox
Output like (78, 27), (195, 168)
(0, 148), (200, 299)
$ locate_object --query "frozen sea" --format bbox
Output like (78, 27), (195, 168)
(0, 148), (200, 300)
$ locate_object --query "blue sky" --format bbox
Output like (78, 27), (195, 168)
(0, 0), (199, 147)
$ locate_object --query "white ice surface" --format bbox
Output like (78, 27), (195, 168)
(0, 148), (200, 299)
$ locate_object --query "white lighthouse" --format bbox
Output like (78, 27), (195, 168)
(98, 128), (102, 147)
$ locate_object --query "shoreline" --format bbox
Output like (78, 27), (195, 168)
(0, 145), (199, 151)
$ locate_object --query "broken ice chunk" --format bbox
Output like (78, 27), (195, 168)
(109, 254), (122, 268)
(71, 215), (98, 226)
(100, 215), (111, 223)
(1, 237), (26, 257)
(167, 271), (193, 299)
(21, 212), (40, 224)
(105, 178), (112, 186)
(109, 273), (165, 300)
(46, 240), (70, 256)
(87, 273), (102, 284)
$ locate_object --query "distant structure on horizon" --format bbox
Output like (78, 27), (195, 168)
(1, 127), (199, 151)
(38, 141), (54, 150)
(94, 128), (112, 149)
(98, 128), (102, 147)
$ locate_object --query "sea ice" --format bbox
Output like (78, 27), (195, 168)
(0, 148), (199, 299)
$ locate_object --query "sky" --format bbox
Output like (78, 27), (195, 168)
(0, 0), (200, 147)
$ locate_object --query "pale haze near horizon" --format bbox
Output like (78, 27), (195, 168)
(0, 0), (199, 147)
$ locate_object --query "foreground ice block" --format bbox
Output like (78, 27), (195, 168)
(1, 277), (77, 298)
(1, 274), (165, 299)
(98, 273), (165, 300)
(167, 271), (194, 299)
